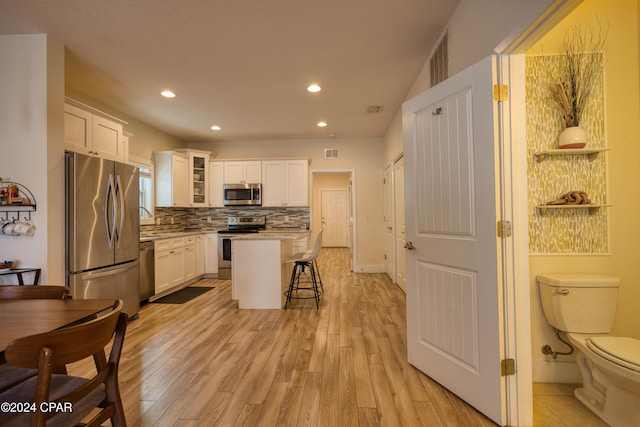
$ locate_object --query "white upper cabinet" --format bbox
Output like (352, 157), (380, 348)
(154, 151), (189, 207)
(224, 160), (262, 184)
(186, 150), (210, 207)
(209, 160), (224, 207)
(64, 101), (126, 162)
(262, 159), (309, 206)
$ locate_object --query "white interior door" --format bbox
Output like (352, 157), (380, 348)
(402, 56), (505, 424)
(394, 156), (406, 292)
(321, 189), (349, 247)
(383, 165), (394, 280)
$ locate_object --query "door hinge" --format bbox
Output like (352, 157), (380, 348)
(497, 220), (512, 238)
(493, 84), (508, 102)
(501, 358), (516, 376)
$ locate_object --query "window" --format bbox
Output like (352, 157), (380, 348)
(129, 157), (154, 225)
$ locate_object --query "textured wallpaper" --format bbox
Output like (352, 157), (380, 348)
(526, 54), (609, 254)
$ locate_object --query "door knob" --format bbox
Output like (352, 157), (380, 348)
(404, 241), (415, 250)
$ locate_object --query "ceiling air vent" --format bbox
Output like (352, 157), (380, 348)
(324, 148), (339, 159)
(367, 105), (384, 113)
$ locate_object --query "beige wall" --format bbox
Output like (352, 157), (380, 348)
(0, 34), (65, 286)
(527, 0), (640, 382)
(190, 137), (385, 271)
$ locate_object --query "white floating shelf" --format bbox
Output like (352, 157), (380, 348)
(534, 148), (610, 162)
(536, 204), (612, 214)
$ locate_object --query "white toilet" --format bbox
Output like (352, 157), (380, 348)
(538, 273), (640, 427)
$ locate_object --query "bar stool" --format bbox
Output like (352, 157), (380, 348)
(289, 229), (324, 294)
(284, 229), (323, 309)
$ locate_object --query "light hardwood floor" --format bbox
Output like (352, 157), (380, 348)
(68, 248), (605, 426)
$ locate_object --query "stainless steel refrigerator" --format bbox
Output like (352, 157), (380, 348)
(65, 152), (140, 318)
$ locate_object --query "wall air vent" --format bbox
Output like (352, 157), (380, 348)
(367, 105), (384, 113)
(430, 30), (449, 87)
(324, 148), (339, 159)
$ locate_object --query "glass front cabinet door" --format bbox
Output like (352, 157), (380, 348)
(188, 151), (210, 207)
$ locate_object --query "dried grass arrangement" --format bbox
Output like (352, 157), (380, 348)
(555, 23), (607, 129)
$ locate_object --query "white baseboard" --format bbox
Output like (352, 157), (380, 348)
(353, 265), (385, 273)
(533, 359), (581, 383)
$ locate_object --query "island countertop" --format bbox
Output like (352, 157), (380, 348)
(230, 232), (307, 241)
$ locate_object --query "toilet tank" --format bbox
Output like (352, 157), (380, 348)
(537, 273), (620, 333)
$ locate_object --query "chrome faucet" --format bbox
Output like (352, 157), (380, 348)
(139, 206), (153, 217)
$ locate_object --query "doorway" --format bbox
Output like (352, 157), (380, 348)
(394, 156), (406, 292)
(383, 155), (406, 290)
(310, 170), (355, 271)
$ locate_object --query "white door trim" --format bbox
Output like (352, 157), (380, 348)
(493, 2), (582, 425)
(393, 155), (406, 292)
(310, 169), (356, 272)
(494, 53), (533, 427)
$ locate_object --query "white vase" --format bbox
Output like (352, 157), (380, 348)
(559, 126), (587, 149)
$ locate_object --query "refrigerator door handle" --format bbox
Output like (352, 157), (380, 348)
(115, 174), (125, 248)
(80, 262), (137, 280)
(105, 174), (116, 248)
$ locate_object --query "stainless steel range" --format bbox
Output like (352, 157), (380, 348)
(217, 216), (266, 279)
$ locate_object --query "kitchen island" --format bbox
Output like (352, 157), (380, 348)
(231, 232), (307, 309)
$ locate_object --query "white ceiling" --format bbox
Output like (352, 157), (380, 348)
(0, 0), (459, 142)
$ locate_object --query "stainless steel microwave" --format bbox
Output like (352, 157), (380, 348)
(223, 183), (262, 206)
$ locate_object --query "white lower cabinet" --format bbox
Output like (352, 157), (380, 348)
(153, 236), (199, 297)
(184, 236), (197, 281)
(204, 233), (219, 275)
(196, 235), (205, 276)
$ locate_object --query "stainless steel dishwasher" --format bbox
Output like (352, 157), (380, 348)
(139, 240), (155, 302)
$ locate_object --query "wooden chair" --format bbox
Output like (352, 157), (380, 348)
(0, 299), (128, 427)
(0, 286), (71, 393)
(0, 285), (69, 300)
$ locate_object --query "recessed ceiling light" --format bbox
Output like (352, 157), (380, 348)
(161, 90), (176, 98)
(210, 125), (222, 131)
(317, 121), (328, 127)
(307, 84), (322, 93)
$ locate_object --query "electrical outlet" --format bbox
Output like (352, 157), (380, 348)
(284, 216), (289, 222)
(207, 216), (212, 223)
(156, 218), (161, 225)
(170, 217), (174, 225)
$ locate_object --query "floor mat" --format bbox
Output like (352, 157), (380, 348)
(151, 286), (214, 304)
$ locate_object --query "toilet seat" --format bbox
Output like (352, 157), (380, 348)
(586, 336), (640, 373)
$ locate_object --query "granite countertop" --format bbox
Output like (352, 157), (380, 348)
(140, 228), (308, 242)
(139, 231), (205, 242)
(231, 232), (307, 241)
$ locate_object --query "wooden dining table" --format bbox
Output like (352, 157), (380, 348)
(0, 298), (117, 356)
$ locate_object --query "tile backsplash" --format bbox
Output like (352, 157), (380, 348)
(141, 206), (309, 236)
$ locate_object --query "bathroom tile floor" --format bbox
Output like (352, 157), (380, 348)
(533, 383), (609, 426)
